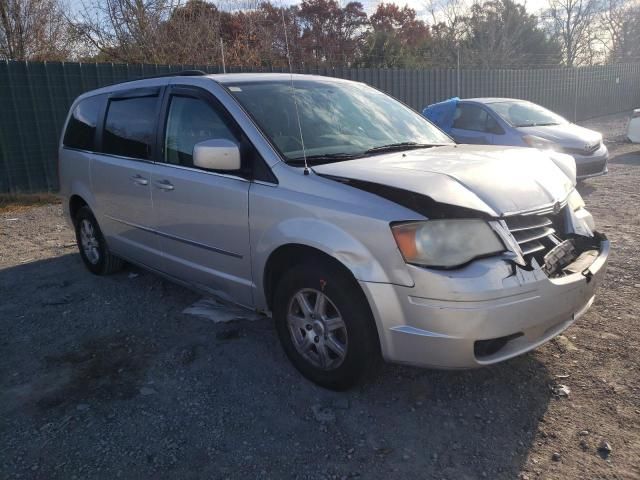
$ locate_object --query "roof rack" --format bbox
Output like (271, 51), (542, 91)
(101, 69), (210, 88)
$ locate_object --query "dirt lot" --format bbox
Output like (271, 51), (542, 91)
(1, 115), (639, 480)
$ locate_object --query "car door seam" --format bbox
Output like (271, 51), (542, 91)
(104, 214), (243, 259)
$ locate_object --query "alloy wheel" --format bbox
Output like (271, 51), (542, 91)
(79, 219), (100, 265)
(286, 288), (348, 370)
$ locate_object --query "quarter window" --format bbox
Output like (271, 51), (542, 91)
(63, 95), (104, 151)
(164, 95), (237, 167)
(103, 95), (158, 160)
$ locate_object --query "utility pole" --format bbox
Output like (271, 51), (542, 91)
(220, 38), (226, 74)
(573, 67), (579, 122)
(457, 48), (461, 97)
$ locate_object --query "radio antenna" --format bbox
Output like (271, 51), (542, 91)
(281, 8), (309, 175)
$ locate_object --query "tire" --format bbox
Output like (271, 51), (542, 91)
(74, 206), (123, 275)
(273, 260), (380, 390)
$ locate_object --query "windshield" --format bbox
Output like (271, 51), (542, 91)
(489, 101), (567, 128)
(226, 79), (452, 163)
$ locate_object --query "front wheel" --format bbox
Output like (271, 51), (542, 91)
(273, 261), (380, 390)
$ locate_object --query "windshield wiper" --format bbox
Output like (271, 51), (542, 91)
(287, 152), (361, 165)
(364, 142), (440, 155)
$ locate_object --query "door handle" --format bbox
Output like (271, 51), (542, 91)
(154, 180), (175, 191)
(130, 174), (149, 186)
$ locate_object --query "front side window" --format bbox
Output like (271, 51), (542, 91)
(164, 96), (237, 167)
(227, 80), (452, 164)
(63, 95), (104, 151)
(490, 101), (567, 127)
(103, 95), (158, 160)
(453, 104), (490, 132)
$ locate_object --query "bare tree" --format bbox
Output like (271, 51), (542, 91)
(600, 0), (640, 63)
(72, 0), (180, 63)
(543, 0), (599, 66)
(461, 0), (561, 68)
(161, 0), (223, 65)
(0, 0), (73, 60)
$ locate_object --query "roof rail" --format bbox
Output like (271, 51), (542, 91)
(99, 69), (211, 89)
(177, 70), (207, 76)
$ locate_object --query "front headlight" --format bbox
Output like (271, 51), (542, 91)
(523, 135), (560, 151)
(391, 219), (505, 268)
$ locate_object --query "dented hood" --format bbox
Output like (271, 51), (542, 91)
(313, 144), (575, 216)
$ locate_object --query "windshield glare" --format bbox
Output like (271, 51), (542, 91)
(227, 80), (452, 162)
(490, 101), (567, 128)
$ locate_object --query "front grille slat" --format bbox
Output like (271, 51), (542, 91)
(512, 226), (556, 244)
(507, 217), (552, 232)
(504, 211), (563, 264)
(521, 241), (546, 256)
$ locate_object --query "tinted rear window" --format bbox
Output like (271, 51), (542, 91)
(63, 95), (104, 150)
(103, 95), (158, 160)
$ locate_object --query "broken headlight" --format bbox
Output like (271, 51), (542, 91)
(391, 219), (505, 269)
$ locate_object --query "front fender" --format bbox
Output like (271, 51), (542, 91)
(258, 217), (392, 280)
(252, 217), (414, 309)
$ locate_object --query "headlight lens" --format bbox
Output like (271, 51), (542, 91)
(391, 219), (505, 268)
(523, 135), (559, 151)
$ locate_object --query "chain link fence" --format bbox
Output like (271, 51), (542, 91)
(1, 60), (639, 193)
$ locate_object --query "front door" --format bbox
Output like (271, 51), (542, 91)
(450, 103), (503, 145)
(151, 86), (253, 307)
(91, 87), (164, 268)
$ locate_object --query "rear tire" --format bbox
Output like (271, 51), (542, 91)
(74, 206), (123, 275)
(273, 260), (380, 390)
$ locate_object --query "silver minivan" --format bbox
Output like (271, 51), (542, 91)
(59, 72), (609, 389)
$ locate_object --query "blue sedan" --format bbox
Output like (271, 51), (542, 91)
(423, 98), (608, 179)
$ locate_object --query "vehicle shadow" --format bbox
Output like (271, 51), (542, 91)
(0, 254), (552, 479)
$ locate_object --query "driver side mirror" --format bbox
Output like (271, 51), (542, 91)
(193, 139), (241, 171)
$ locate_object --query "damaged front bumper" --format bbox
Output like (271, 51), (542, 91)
(359, 234), (609, 369)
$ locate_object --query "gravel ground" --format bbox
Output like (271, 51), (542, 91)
(1, 113), (639, 480)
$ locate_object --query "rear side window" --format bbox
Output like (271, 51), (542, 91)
(103, 95), (158, 160)
(63, 95), (104, 151)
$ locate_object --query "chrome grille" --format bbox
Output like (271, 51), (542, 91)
(504, 214), (560, 259)
(561, 142), (600, 156)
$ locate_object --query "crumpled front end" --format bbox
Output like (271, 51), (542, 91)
(360, 191), (609, 369)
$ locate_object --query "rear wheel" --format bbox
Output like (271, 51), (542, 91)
(273, 261), (380, 390)
(74, 206), (123, 275)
